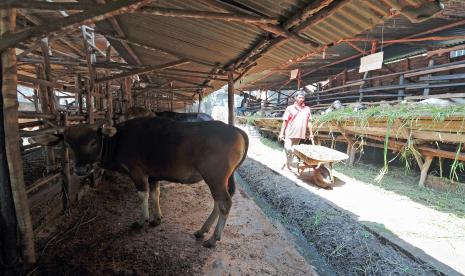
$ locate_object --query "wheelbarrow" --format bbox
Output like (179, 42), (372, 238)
(292, 144), (349, 188)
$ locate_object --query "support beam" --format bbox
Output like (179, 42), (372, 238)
(0, 8), (36, 266)
(138, 7), (278, 24)
(419, 156), (433, 187)
(0, 1), (98, 10)
(18, 74), (64, 90)
(0, 0), (152, 52)
(95, 60), (190, 83)
(228, 71), (235, 125)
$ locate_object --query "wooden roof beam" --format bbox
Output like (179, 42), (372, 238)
(95, 59), (190, 84)
(0, 1), (99, 10)
(16, 9), (85, 57)
(138, 7), (279, 24)
(0, 0), (152, 52)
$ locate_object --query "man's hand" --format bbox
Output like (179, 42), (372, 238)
(308, 134), (315, 145)
(278, 133), (284, 141)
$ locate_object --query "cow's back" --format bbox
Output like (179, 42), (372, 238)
(154, 111), (213, 122)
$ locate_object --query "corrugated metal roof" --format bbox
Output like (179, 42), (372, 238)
(94, 0), (447, 98)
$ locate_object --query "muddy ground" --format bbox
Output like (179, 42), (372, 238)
(33, 172), (315, 275)
(237, 158), (441, 275)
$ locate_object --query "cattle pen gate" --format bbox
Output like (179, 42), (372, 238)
(1, 1), (465, 275)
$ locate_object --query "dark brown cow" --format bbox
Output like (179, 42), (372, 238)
(36, 117), (249, 247)
(123, 106), (155, 121)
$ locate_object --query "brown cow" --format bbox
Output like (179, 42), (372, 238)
(35, 117), (248, 248)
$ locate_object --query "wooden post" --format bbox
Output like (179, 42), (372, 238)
(60, 112), (72, 209)
(316, 83), (321, 105)
(36, 65), (55, 172)
(85, 79), (94, 123)
(75, 74), (83, 115)
(228, 71), (235, 125)
(347, 143), (356, 166)
(32, 87), (39, 112)
(104, 45), (113, 125)
(105, 81), (113, 126)
(40, 38), (57, 115)
(423, 59), (434, 96)
(419, 156), (433, 187)
(197, 92), (202, 113)
(0, 8), (36, 265)
(398, 74), (405, 100)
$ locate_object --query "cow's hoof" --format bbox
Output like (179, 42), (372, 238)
(194, 230), (204, 239)
(149, 219), (161, 227)
(202, 239), (216, 248)
(131, 221), (144, 229)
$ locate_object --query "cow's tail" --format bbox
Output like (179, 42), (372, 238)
(227, 127), (249, 197)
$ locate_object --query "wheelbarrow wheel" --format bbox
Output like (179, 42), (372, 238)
(312, 165), (333, 189)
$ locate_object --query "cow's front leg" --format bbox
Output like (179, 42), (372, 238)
(130, 172), (150, 229)
(149, 181), (163, 227)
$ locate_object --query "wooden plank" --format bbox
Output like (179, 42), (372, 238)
(419, 73), (465, 82)
(405, 63), (465, 78)
(0, 9), (36, 265)
(405, 92), (465, 100)
(0, 0), (152, 52)
(139, 7), (278, 24)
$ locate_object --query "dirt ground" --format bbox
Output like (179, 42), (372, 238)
(30, 124), (465, 275)
(33, 172), (316, 275)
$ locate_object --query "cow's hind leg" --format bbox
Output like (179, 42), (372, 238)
(203, 196), (232, 248)
(194, 202), (219, 239)
(149, 181), (163, 227)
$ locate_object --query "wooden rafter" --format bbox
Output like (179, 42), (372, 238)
(95, 60), (190, 83)
(0, 0), (152, 52)
(0, 1), (98, 10)
(138, 7), (278, 24)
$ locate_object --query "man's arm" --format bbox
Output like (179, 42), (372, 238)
(308, 109), (315, 144)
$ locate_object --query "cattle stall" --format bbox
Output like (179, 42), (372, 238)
(1, 1), (465, 275)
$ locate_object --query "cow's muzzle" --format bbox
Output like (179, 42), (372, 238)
(74, 164), (94, 177)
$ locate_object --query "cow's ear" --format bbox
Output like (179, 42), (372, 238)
(31, 134), (63, 146)
(101, 126), (117, 137)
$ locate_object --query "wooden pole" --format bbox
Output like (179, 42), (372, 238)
(36, 64), (56, 172)
(60, 112), (72, 209)
(0, 8), (36, 265)
(228, 71), (234, 125)
(105, 45), (113, 125)
(76, 74), (83, 115)
(105, 82), (113, 125)
(40, 39), (57, 112)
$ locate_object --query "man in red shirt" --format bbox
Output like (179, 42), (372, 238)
(278, 90), (313, 170)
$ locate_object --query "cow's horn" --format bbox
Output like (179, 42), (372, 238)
(101, 126), (117, 137)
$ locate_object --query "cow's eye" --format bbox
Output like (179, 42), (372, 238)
(90, 141), (97, 147)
